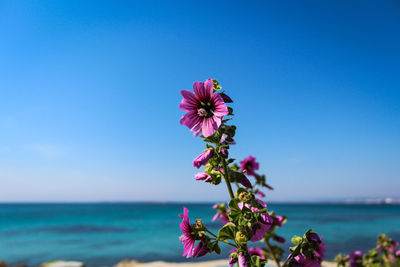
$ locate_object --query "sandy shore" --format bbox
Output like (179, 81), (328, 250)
(115, 259), (337, 267)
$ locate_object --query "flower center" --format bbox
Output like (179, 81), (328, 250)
(197, 100), (215, 118)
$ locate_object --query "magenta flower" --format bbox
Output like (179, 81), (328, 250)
(256, 190), (265, 198)
(179, 79), (229, 137)
(240, 155), (259, 176)
(195, 173), (212, 183)
(178, 207), (196, 258)
(272, 215), (285, 227)
(193, 149), (214, 168)
(347, 251), (362, 267)
(212, 205), (230, 224)
(192, 241), (209, 257)
(241, 175), (253, 189)
(229, 250), (247, 267)
(249, 247), (265, 259)
(238, 198), (272, 242)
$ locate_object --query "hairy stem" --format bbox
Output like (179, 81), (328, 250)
(282, 241), (302, 267)
(222, 159), (235, 199)
(266, 239), (281, 267)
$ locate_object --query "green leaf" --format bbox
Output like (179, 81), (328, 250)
(217, 223), (236, 241)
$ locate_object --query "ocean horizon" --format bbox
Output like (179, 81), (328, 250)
(1, 203), (399, 266)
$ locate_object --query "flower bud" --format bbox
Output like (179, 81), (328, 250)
(194, 219), (204, 230)
(291, 236), (303, 245)
(238, 192), (251, 202)
(235, 231), (248, 244)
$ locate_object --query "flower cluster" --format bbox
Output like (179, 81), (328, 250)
(178, 79), (324, 267)
(335, 234), (400, 267)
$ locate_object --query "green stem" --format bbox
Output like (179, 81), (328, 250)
(207, 229), (237, 248)
(266, 239), (281, 267)
(222, 159), (235, 199)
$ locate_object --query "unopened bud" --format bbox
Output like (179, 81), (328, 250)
(235, 231), (248, 244)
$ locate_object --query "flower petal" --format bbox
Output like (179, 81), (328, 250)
(179, 90), (199, 112)
(211, 94), (229, 117)
(202, 117), (218, 137)
(193, 80), (212, 100)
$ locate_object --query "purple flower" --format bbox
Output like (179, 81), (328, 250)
(195, 173), (212, 183)
(212, 209), (230, 224)
(238, 198), (272, 242)
(240, 155), (259, 176)
(241, 175), (253, 189)
(219, 92), (233, 103)
(347, 251), (362, 267)
(256, 190), (265, 197)
(192, 241), (209, 257)
(229, 250), (247, 267)
(178, 207), (195, 258)
(249, 247), (265, 259)
(272, 215), (285, 227)
(193, 149), (214, 168)
(221, 148), (228, 158)
(396, 250), (400, 257)
(179, 79), (229, 137)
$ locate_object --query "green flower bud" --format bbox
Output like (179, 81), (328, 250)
(291, 236), (303, 245)
(235, 231), (248, 244)
(238, 192), (251, 202)
(195, 219), (204, 230)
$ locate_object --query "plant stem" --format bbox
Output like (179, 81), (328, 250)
(282, 241), (302, 267)
(266, 239), (281, 267)
(221, 159), (235, 199)
(207, 229), (237, 248)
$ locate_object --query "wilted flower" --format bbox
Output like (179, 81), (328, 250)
(272, 215), (285, 227)
(219, 92), (233, 103)
(192, 241), (209, 257)
(229, 250), (247, 267)
(240, 155), (259, 176)
(179, 207), (196, 258)
(179, 79), (229, 137)
(195, 173), (212, 183)
(238, 198), (272, 242)
(193, 149), (214, 168)
(248, 247), (265, 259)
(212, 204), (230, 224)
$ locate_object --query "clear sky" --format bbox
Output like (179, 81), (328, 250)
(1, 1), (399, 202)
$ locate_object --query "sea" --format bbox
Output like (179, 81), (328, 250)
(0, 203), (399, 266)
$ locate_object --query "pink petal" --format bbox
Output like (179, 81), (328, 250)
(179, 90), (199, 111)
(202, 117), (218, 137)
(211, 94), (229, 117)
(180, 112), (203, 133)
(193, 80), (212, 100)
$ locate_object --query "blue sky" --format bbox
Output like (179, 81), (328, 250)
(0, 1), (399, 202)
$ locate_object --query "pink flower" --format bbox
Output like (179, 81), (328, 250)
(195, 173), (212, 183)
(241, 175), (253, 188)
(179, 79), (229, 137)
(249, 247), (265, 259)
(193, 149), (214, 168)
(179, 207), (196, 258)
(192, 241), (209, 257)
(256, 190), (265, 197)
(238, 198), (272, 242)
(240, 155), (259, 176)
(229, 250), (247, 267)
(212, 205), (230, 224)
(272, 215), (285, 227)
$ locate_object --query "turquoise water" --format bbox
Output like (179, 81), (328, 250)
(0, 203), (399, 266)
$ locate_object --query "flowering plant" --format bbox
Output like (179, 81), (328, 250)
(178, 78), (325, 267)
(335, 234), (400, 267)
